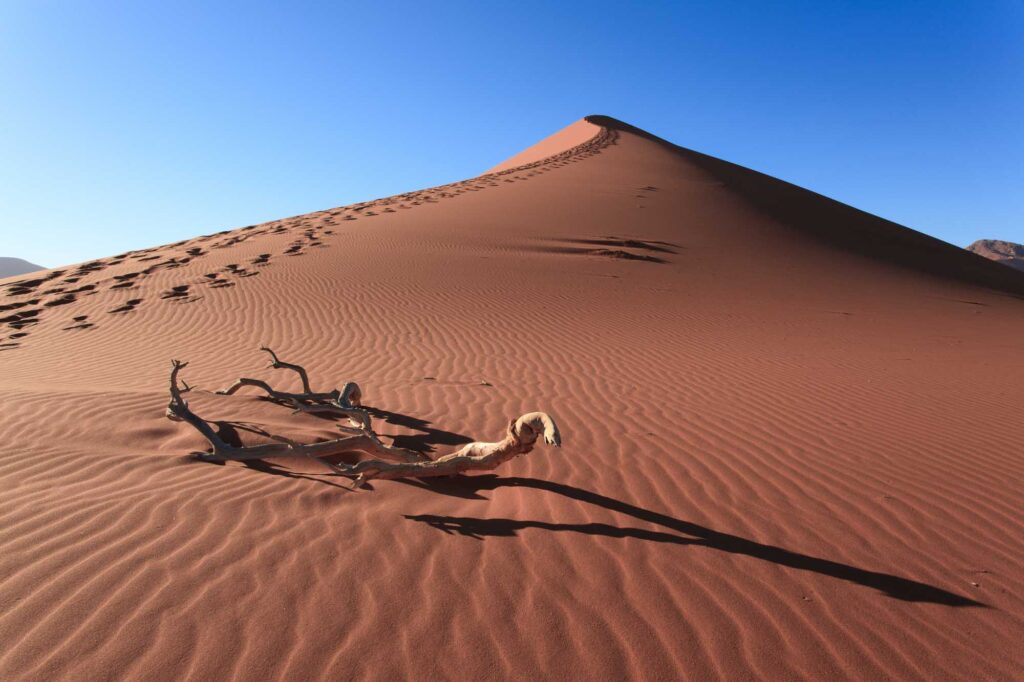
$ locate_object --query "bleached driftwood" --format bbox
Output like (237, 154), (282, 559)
(326, 411), (561, 487)
(217, 346), (369, 429)
(168, 359), (419, 464)
(166, 352), (561, 488)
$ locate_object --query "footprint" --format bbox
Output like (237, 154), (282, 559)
(3, 309), (41, 329)
(160, 285), (190, 300)
(63, 314), (94, 330)
(204, 274), (233, 288)
(44, 283), (93, 297)
(143, 257), (187, 274)
(111, 272), (141, 288)
(0, 299), (40, 313)
(109, 298), (143, 314)
(44, 293), (77, 307)
(7, 279), (46, 296)
(72, 262), (106, 276)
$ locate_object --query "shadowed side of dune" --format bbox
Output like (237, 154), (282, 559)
(585, 115), (1024, 297)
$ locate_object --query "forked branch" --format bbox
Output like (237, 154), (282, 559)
(168, 359), (421, 464)
(166, 354), (561, 488)
(260, 345), (313, 394)
(216, 347), (369, 429)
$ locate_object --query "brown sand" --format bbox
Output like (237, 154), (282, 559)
(1, 116), (1022, 680)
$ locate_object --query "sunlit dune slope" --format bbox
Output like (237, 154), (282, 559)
(1, 115), (1022, 681)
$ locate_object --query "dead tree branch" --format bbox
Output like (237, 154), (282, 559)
(216, 347), (369, 429)
(168, 359), (422, 464)
(260, 345), (312, 394)
(166, 354), (561, 488)
(323, 412), (561, 487)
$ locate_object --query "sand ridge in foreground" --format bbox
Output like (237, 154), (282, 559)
(1, 116), (1022, 680)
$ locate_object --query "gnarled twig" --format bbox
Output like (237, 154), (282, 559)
(324, 412), (561, 487)
(217, 346), (369, 429)
(260, 345), (312, 394)
(168, 359), (421, 465)
(166, 355), (561, 489)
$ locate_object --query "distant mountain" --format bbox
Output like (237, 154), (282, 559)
(0, 257), (44, 279)
(966, 239), (1024, 272)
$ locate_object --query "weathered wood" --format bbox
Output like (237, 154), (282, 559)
(260, 345), (313, 394)
(215, 347), (369, 429)
(166, 352), (561, 488)
(168, 359), (422, 465)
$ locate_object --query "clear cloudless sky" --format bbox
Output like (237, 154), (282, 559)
(1, 1), (1021, 267)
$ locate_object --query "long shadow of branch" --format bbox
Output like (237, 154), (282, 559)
(401, 475), (983, 607)
(365, 407), (473, 454)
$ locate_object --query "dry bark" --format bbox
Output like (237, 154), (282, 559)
(216, 346), (369, 429)
(166, 352), (561, 488)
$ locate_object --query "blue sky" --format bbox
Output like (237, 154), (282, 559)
(1, 1), (1021, 267)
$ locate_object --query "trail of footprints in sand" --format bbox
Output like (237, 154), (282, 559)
(0, 127), (619, 350)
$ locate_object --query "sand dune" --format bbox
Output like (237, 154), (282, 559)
(1, 116), (1022, 680)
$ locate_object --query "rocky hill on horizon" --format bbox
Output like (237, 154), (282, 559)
(966, 238), (1024, 271)
(0, 257), (44, 279)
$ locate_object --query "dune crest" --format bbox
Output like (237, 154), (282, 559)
(484, 117), (604, 174)
(1, 116), (1022, 681)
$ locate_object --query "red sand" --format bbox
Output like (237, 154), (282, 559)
(1, 116), (1022, 680)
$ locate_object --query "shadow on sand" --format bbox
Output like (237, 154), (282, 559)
(366, 407), (473, 454)
(400, 475), (983, 607)
(195, 412), (982, 607)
